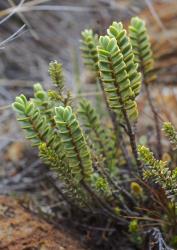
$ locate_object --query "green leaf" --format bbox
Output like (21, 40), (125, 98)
(138, 145), (177, 202)
(97, 35), (138, 121)
(80, 29), (98, 72)
(107, 21), (142, 97)
(129, 17), (156, 84)
(55, 106), (93, 183)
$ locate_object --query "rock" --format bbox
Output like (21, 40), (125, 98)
(0, 196), (88, 250)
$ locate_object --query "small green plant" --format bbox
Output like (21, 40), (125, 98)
(163, 122), (177, 150)
(138, 145), (177, 203)
(13, 17), (177, 249)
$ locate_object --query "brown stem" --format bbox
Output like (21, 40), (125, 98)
(121, 106), (141, 171)
(119, 131), (132, 170)
(66, 124), (85, 178)
(107, 57), (141, 173)
(98, 164), (137, 207)
(98, 77), (117, 127)
(87, 113), (107, 159)
(136, 39), (162, 159)
(66, 123), (126, 223)
(98, 77), (131, 169)
(81, 180), (127, 225)
(144, 82), (162, 159)
(28, 116), (47, 143)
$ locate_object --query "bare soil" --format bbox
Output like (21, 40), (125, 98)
(0, 195), (88, 250)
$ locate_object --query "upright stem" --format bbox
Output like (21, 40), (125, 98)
(81, 180), (127, 224)
(98, 77), (131, 168)
(144, 82), (162, 159)
(121, 106), (141, 172)
(108, 58), (141, 173)
(114, 121), (132, 170)
(137, 45), (162, 159)
(98, 78), (116, 126)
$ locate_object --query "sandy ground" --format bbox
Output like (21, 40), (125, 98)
(0, 195), (88, 250)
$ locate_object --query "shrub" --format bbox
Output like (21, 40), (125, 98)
(13, 17), (177, 249)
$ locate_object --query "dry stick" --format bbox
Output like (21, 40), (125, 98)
(0, 0), (25, 25)
(8, 0), (39, 40)
(0, 24), (26, 48)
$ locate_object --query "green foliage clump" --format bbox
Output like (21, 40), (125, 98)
(13, 94), (55, 147)
(80, 29), (98, 72)
(129, 17), (156, 84)
(97, 35), (139, 121)
(49, 60), (64, 92)
(129, 16), (162, 159)
(163, 122), (177, 150)
(107, 21), (142, 97)
(129, 219), (143, 247)
(55, 106), (93, 183)
(138, 145), (177, 203)
(12, 17), (177, 249)
(78, 99), (117, 171)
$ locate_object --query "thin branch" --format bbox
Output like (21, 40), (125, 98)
(144, 83), (162, 159)
(20, 5), (96, 12)
(0, 24), (26, 48)
(8, 0), (39, 40)
(0, 0), (25, 25)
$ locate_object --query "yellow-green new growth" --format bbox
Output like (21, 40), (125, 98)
(55, 106), (93, 183)
(163, 122), (177, 150)
(39, 142), (68, 180)
(138, 145), (177, 202)
(49, 60), (64, 92)
(39, 143), (87, 204)
(97, 35), (138, 121)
